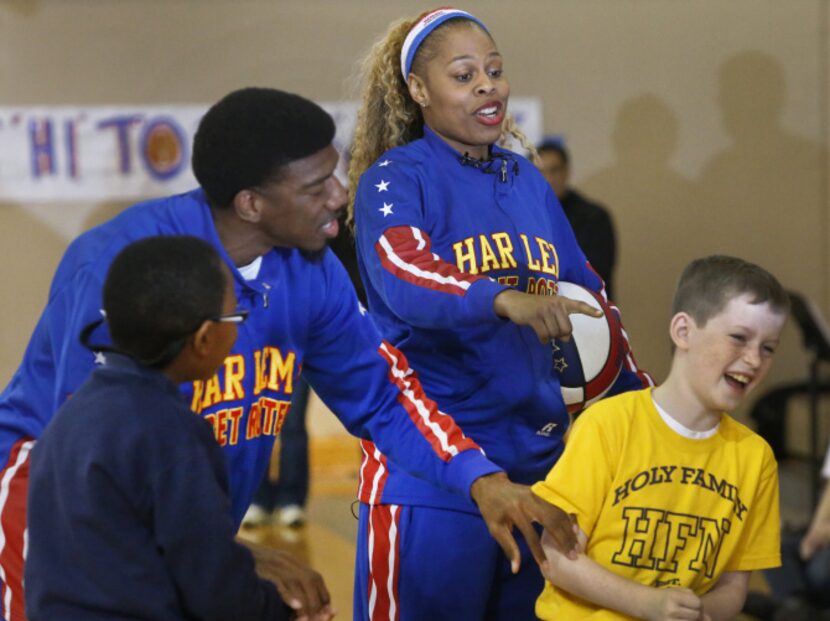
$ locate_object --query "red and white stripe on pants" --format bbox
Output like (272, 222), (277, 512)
(0, 438), (33, 621)
(367, 504), (402, 621)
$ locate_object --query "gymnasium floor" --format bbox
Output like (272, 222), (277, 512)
(238, 437), (815, 621)
(238, 435), (361, 621)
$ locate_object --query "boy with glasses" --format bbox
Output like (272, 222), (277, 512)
(26, 236), (294, 621)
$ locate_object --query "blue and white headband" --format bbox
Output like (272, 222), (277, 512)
(400, 8), (489, 80)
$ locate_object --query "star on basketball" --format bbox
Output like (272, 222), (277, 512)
(378, 160), (391, 167)
(94, 351), (107, 366)
(553, 356), (568, 373)
(375, 179), (390, 192)
(379, 202), (394, 217)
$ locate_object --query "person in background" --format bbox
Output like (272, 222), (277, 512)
(537, 137), (617, 298)
(244, 379), (310, 529)
(761, 441), (830, 620)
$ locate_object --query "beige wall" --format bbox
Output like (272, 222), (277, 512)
(2, 0), (828, 430)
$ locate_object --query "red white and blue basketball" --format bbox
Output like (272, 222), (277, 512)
(552, 281), (625, 414)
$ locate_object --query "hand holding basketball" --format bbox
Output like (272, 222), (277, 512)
(493, 289), (603, 343)
(552, 282), (626, 413)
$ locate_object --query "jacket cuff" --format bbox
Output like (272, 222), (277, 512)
(444, 448), (504, 502)
(464, 278), (510, 324)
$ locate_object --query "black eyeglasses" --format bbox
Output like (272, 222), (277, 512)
(80, 308), (249, 369)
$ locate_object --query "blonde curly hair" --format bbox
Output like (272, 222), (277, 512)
(347, 13), (538, 228)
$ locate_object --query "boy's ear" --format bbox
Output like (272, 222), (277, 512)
(190, 320), (216, 357)
(231, 189), (262, 224)
(669, 312), (694, 351)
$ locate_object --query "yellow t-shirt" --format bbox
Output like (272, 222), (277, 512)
(531, 388), (780, 620)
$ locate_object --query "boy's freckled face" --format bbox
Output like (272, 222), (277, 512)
(685, 294), (786, 414)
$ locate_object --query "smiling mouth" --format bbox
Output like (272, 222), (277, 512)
(320, 217), (339, 238)
(724, 372), (752, 390)
(474, 103), (504, 126)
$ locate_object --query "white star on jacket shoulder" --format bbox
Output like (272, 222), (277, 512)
(379, 202), (394, 217)
(94, 351), (107, 365)
(375, 179), (390, 192)
(378, 160), (391, 167)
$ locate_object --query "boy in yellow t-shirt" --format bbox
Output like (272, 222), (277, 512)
(533, 255), (789, 621)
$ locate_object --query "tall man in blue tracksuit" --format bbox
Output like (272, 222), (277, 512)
(0, 87), (577, 621)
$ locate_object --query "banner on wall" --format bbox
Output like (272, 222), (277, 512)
(0, 98), (541, 203)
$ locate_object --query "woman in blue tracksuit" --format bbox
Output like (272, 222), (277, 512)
(348, 8), (652, 620)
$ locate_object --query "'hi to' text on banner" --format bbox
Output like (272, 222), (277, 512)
(0, 99), (541, 203)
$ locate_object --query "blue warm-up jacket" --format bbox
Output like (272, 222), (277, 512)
(0, 189), (501, 524)
(354, 127), (651, 511)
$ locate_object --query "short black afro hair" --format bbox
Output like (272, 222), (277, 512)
(192, 87), (336, 207)
(103, 235), (227, 365)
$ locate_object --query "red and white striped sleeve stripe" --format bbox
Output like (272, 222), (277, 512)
(583, 261), (654, 388)
(0, 438), (34, 621)
(358, 341), (482, 505)
(378, 341), (480, 460)
(359, 439), (388, 505)
(367, 504), (401, 621)
(375, 226), (486, 296)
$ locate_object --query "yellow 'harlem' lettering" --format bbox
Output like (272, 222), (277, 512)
(199, 375), (222, 411)
(254, 347), (295, 396)
(222, 355), (245, 400)
(519, 234), (541, 271)
(190, 355), (247, 413)
(452, 238), (478, 275)
(536, 237), (559, 277)
(453, 232), (561, 277)
(519, 234), (560, 277)
(491, 233), (517, 269)
(190, 381), (204, 413)
(478, 235), (500, 273)
(453, 232), (518, 276)
(267, 348), (294, 394)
